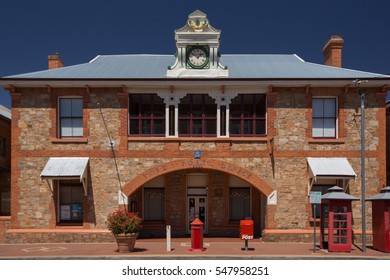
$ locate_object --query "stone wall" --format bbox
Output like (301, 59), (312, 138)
(4, 86), (386, 243)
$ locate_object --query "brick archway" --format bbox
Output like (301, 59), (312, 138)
(122, 158), (274, 196)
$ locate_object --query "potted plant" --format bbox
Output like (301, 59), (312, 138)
(106, 209), (142, 252)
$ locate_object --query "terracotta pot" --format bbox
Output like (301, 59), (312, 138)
(115, 232), (139, 253)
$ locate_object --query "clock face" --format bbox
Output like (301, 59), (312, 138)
(187, 47), (209, 69)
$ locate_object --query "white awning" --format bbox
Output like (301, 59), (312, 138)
(40, 157), (89, 196)
(307, 157), (357, 180)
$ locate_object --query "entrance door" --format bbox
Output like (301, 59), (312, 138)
(187, 196), (207, 234)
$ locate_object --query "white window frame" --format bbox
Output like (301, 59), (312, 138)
(312, 97), (338, 138)
(58, 97), (83, 138)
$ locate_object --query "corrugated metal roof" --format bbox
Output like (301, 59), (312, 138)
(366, 186), (390, 201)
(3, 54), (389, 80)
(0, 105), (11, 119)
(40, 157), (89, 179)
(307, 157), (357, 179)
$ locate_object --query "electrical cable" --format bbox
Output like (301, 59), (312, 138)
(97, 101), (127, 210)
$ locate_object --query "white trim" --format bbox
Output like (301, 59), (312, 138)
(88, 55), (101, 64)
(118, 191), (128, 205)
(312, 96), (338, 139)
(267, 190), (277, 205)
(58, 97), (84, 138)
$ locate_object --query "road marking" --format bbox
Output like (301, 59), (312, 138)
(22, 246), (67, 252)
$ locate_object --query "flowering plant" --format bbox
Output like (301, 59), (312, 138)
(106, 209), (142, 235)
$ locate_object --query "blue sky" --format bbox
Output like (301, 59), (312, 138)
(1, 0), (390, 108)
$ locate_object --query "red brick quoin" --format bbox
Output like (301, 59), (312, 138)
(122, 158), (274, 197)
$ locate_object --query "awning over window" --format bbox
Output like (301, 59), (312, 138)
(307, 157), (357, 180)
(40, 157), (89, 196)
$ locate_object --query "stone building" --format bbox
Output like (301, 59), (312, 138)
(1, 10), (390, 243)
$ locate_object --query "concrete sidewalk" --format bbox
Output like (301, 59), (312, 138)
(0, 238), (389, 259)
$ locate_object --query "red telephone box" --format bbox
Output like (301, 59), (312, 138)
(320, 186), (359, 252)
(367, 186), (390, 252)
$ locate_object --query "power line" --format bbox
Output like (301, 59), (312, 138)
(97, 101), (127, 210)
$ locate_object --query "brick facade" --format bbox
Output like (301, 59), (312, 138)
(1, 84), (387, 243)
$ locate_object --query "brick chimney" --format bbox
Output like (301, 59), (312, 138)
(322, 35), (344, 68)
(48, 53), (64, 69)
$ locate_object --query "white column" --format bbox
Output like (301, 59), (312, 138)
(225, 105), (230, 137)
(216, 105), (221, 137)
(175, 106), (179, 137)
(165, 105), (170, 138)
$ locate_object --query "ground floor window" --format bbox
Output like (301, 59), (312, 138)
(310, 179), (337, 218)
(0, 191), (10, 216)
(229, 187), (250, 221)
(58, 181), (84, 224)
(143, 188), (165, 221)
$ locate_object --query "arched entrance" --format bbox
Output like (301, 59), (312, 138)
(122, 159), (274, 238)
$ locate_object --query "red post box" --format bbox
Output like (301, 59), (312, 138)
(240, 220), (254, 251)
(240, 220), (254, 240)
(189, 218), (206, 252)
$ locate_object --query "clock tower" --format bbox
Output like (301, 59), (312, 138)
(167, 10), (228, 78)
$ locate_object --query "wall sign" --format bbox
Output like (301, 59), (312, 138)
(310, 191), (322, 204)
(194, 150), (201, 159)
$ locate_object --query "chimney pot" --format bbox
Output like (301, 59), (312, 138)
(322, 35), (344, 68)
(48, 53), (64, 69)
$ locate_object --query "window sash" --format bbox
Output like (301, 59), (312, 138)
(229, 94), (266, 136)
(178, 94), (217, 136)
(59, 98), (83, 138)
(59, 184), (83, 223)
(312, 98), (337, 138)
(129, 94), (166, 136)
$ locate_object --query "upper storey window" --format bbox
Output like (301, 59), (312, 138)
(312, 98), (337, 138)
(229, 94), (266, 136)
(59, 98), (83, 138)
(178, 94), (217, 136)
(129, 94), (165, 136)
